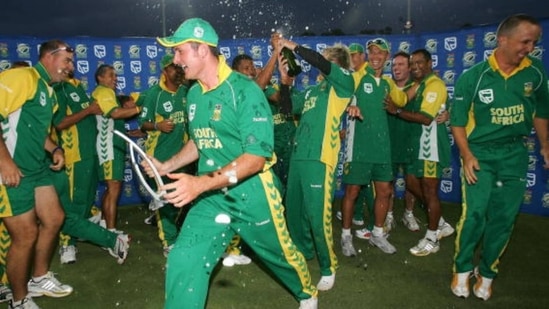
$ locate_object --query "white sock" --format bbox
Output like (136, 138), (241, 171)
(426, 229), (438, 242)
(372, 226), (384, 237)
(342, 228), (351, 236)
(405, 209), (414, 216)
(387, 211), (393, 217)
(32, 273), (47, 282)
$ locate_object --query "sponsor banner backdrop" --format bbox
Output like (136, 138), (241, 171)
(1, 19), (548, 215)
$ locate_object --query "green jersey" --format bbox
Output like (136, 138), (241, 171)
(92, 85), (126, 165)
(0, 63), (57, 178)
(53, 78), (98, 165)
(186, 59), (274, 176)
(265, 84), (296, 157)
(388, 80), (414, 164)
(451, 53), (549, 144)
(406, 73), (451, 167)
(346, 66), (407, 164)
(291, 63), (355, 167)
(138, 81), (188, 161)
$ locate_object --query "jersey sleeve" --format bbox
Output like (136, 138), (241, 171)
(450, 70), (475, 127)
(532, 58), (549, 119)
(237, 82), (274, 158)
(326, 62), (355, 99)
(137, 89), (157, 125)
(384, 77), (407, 107)
(0, 69), (37, 121)
(420, 77), (448, 119)
(93, 87), (118, 117)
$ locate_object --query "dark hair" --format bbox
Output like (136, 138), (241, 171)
(231, 54), (253, 70)
(393, 51), (410, 62)
(497, 14), (540, 37)
(12, 61), (30, 68)
(38, 39), (71, 59)
(411, 49), (432, 62)
(94, 64), (114, 84)
(117, 95), (132, 105)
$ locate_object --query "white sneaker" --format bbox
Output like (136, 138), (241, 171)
(59, 245), (77, 264)
(437, 222), (455, 239)
(384, 213), (395, 232)
(336, 210), (363, 225)
(299, 296), (318, 309)
(336, 211), (342, 221)
(317, 273), (335, 291)
(341, 235), (357, 257)
(27, 271), (73, 298)
(451, 271), (472, 298)
(8, 296), (39, 309)
(473, 273), (493, 301)
(108, 234), (131, 264)
(222, 253), (252, 267)
(369, 234), (396, 254)
(355, 228), (372, 240)
(0, 284), (12, 303)
(87, 210), (102, 224)
(401, 213), (420, 231)
(409, 238), (440, 256)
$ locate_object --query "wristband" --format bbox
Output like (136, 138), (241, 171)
(52, 146), (64, 155)
(153, 122), (158, 130)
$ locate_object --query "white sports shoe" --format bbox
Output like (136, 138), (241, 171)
(222, 253), (252, 267)
(437, 222), (455, 239)
(27, 271), (73, 298)
(401, 213), (420, 231)
(336, 211), (364, 225)
(473, 272), (493, 301)
(369, 234), (396, 254)
(317, 273), (335, 291)
(341, 235), (357, 257)
(8, 296), (39, 309)
(384, 213), (395, 232)
(299, 296), (318, 309)
(451, 271), (472, 298)
(409, 238), (440, 256)
(355, 228), (372, 240)
(0, 284), (12, 303)
(108, 234), (131, 264)
(59, 245), (77, 264)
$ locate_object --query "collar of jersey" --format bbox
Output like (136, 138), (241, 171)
(488, 48), (532, 78)
(197, 55), (231, 93)
(34, 62), (52, 85)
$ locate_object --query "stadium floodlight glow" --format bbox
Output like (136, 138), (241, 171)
(113, 129), (166, 210)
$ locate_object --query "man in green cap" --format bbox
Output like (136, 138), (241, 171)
(138, 53), (188, 257)
(150, 17), (318, 309)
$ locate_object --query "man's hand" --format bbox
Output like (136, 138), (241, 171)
(461, 154), (480, 184)
(49, 150), (65, 171)
(142, 155), (168, 177)
(0, 158), (23, 187)
(160, 173), (205, 207)
(346, 106), (363, 120)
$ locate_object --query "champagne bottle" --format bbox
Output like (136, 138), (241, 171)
(281, 47), (302, 77)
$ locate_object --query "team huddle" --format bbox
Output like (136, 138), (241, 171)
(1, 13), (548, 309)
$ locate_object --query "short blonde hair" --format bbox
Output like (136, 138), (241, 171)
(322, 43), (351, 70)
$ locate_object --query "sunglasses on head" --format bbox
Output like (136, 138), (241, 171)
(50, 46), (75, 55)
(367, 39), (385, 48)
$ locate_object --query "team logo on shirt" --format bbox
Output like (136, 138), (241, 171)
(163, 101), (173, 113)
(69, 92), (80, 103)
(524, 82), (533, 97)
(188, 104), (196, 122)
(363, 83), (373, 94)
(39, 92), (47, 107)
(425, 92), (438, 103)
(478, 89), (493, 104)
(211, 104), (222, 121)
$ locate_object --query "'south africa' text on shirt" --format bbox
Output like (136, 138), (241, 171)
(490, 104), (525, 125)
(194, 127), (223, 149)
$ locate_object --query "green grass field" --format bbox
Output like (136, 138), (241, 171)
(35, 200), (549, 308)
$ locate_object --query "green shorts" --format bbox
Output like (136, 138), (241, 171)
(98, 155), (125, 181)
(406, 159), (444, 178)
(342, 162), (393, 185)
(0, 168), (52, 217)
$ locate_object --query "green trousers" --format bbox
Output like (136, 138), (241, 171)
(164, 170), (316, 309)
(453, 139), (528, 278)
(285, 160), (338, 276)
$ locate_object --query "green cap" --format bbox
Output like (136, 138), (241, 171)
(367, 38), (390, 52)
(157, 18), (219, 47)
(160, 54), (174, 68)
(348, 43), (364, 54)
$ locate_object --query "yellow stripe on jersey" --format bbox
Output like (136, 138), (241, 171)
(258, 170), (317, 298)
(320, 89), (348, 167)
(452, 169), (468, 273)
